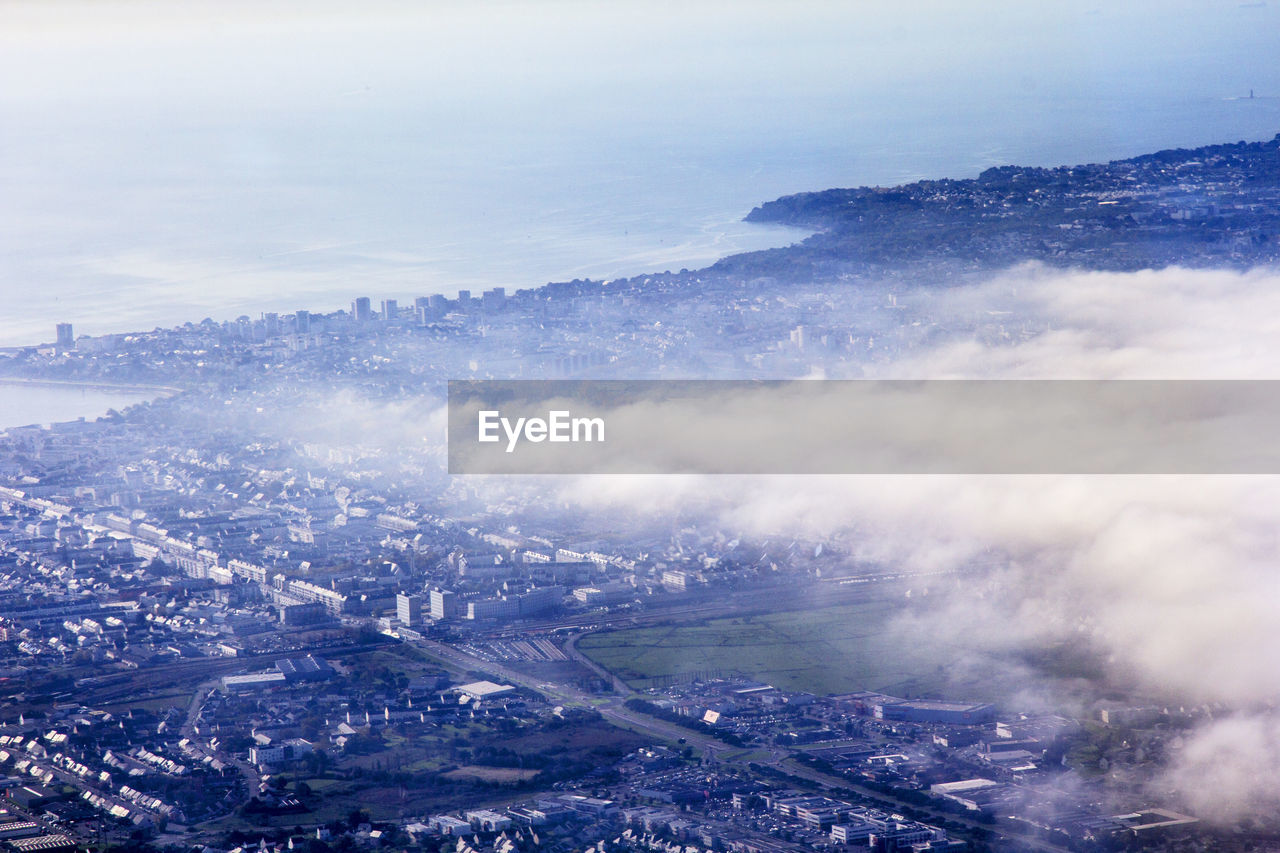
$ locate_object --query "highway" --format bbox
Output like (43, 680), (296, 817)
(411, 635), (1070, 853)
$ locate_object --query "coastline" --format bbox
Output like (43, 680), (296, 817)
(0, 376), (183, 397)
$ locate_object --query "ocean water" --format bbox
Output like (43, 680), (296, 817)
(0, 383), (150, 430)
(0, 0), (1278, 350)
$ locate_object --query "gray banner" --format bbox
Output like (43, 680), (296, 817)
(447, 380), (1280, 474)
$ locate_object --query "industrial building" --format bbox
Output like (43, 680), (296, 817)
(454, 681), (515, 702)
(874, 699), (996, 725)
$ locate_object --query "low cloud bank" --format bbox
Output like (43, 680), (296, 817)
(547, 264), (1280, 821)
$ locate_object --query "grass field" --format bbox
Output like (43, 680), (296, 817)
(576, 598), (1053, 701)
(442, 766), (541, 783)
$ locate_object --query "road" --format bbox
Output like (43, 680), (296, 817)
(179, 677), (260, 794)
(562, 630), (633, 694)
(412, 636), (1069, 853)
(484, 571), (950, 639)
(771, 757), (1069, 853)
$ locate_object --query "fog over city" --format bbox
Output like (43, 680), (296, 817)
(5, 2), (1280, 850)
(199, 261), (1280, 823)
(526, 264), (1280, 819)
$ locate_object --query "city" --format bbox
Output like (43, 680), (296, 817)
(2, 135), (1278, 852)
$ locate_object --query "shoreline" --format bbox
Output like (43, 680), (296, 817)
(0, 376), (183, 397)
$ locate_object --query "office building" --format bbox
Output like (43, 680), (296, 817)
(397, 592), (423, 627)
(351, 296), (372, 321)
(429, 588), (459, 621)
(482, 287), (506, 312)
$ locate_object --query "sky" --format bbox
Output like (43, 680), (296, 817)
(2, 0), (1280, 344)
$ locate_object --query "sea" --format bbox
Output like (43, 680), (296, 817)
(1, 0), (1279, 424)
(0, 383), (150, 430)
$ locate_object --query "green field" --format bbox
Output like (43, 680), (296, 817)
(576, 599), (1067, 702)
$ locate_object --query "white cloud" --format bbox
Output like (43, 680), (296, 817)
(535, 264), (1280, 817)
(1162, 714), (1280, 823)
